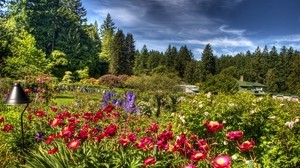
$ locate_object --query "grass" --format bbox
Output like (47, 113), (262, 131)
(53, 97), (74, 105)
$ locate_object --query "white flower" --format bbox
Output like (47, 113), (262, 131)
(280, 103), (285, 107)
(206, 92), (212, 98)
(222, 120), (226, 124)
(294, 118), (299, 123)
(199, 103), (204, 108)
(268, 115), (276, 119)
(228, 103), (235, 107)
(204, 111), (209, 116)
(231, 154), (238, 160)
(223, 141), (228, 145)
(250, 110), (256, 114)
(285, 121), (295, 128)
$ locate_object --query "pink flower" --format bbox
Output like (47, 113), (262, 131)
(48, 147), (58, 154)
(0, 117), (4, 123)
(103, 124), (118, 138)
(143, 157), (156, 167)
(238, 140), (255, 151)
(67, 139), (80, 149)
(185, 164), (197, 168)
(226, 131), (243, 141)
(213, 155), (231, 168)
(204, 121), (224, 133)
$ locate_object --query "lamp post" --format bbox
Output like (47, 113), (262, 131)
(5, 83), (31, 157)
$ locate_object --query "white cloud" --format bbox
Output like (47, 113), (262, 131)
(186, 37), (255, 48)
(219, 25), (246, 36)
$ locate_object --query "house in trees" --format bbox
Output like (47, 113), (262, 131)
(237, 76), (267, 95)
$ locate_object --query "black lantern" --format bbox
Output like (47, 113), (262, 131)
(5, 83), (31, 157)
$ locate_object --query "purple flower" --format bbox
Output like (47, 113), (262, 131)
(125, 91), (137, 113)
(35, 132), (44, 142)
(95, 126), (102, 132)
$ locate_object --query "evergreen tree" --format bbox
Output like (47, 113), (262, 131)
(110, 29), (126, 74)
(201, 44), (216, 81)
(125, 33), (135, 75)
(164, 45), (177, 71)
(134, 45), (149, 75)
(176, 45), (193, 78)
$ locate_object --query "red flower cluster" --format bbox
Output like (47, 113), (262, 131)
(204, 121), (224, 133)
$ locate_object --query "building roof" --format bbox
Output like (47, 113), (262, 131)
(238, 81), (266, 87)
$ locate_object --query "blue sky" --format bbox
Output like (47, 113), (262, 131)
(81, 0), (300, 59)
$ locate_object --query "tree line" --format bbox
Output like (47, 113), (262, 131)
(1, 0), (300, 94)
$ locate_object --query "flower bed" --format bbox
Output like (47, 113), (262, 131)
(0, 84), (300, 167)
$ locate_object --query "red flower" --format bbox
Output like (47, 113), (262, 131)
(103, 105), (114, 113)
(50, 106), (58, 112)
(195, 139), (209, 152)
(35, 110), (45, 117)
(48, 147), (58, 154)
(103, 124), (118, 138)
(146, 123), (159, 134)
(50, 118), (63, 127)
(143, 157), (156, 167)
(238, 140), (255, 151)
(212, 155), (231, 168)
(45, 134), (56, 144)
(0, 117), (4, 123)
(119, 136), (131, 146)
(226, 131), (243, 141)
(127, 132), (137, 142)
(83, 112), (93, 120)
(190, 151), (206, 162)
(204, 121), (224, 133)
(27, 114), (32, 121)
(24, 88), (31, 94)
(67, 139), (80, 149)
(2, 124), (14, 132)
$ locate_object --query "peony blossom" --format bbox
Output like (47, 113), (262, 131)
(213, 155), (231, 168)
(238, 140), (255, 151)
(103, 124), (118, 138)
(67, 139), (80, 149)
(143, 157), (156, 167)
(204, 121), (224, 133)
(48, 147), (58, 154)
(226, 131), (243, 141)
(190, 151), (206, 162)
